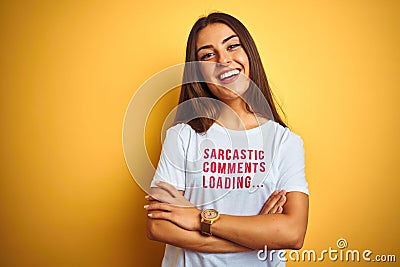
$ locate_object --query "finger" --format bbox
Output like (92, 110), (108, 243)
(274, 190), (286, 206)
(278, 194), (286, 206)
(262, 190), (279, 207)
(260, 198), (276, 214)
(277, 206), (283, 213)
(144, 203), (173, 212)
(268, 194), (287, 214)
(147, 211), (171, 220)
(268, 202), (280, 214)
(145, 195), (159, 201)
(150, 193), (174, 204)
(269, 190), (279, 198)
(260, 190), (281, 214)
(155, 181), (181, 198)
(146, 194), (162, 202)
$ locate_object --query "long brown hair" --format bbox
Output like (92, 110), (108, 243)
(174, 12), (287, 133)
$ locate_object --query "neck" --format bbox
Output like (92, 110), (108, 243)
(217, 98), (260, 130)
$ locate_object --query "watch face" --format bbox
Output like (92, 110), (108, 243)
(202, 209), (219, 219)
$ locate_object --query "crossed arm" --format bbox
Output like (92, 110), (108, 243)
(146, 181), (308, 252)
(147, 204), (250, 253)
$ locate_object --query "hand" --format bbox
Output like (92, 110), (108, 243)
(259, 190), (286, 215)
(145, 181), (200, 231)
(146, 181), (193, 207)
(145, 202), (201, 231)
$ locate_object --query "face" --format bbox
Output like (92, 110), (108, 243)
(195, 23), (250, 102)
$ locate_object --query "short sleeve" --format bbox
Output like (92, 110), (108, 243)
(150, 125), (188, 190)
(275, 131), (309, 195)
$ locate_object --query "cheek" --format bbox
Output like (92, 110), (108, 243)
(199, 64), (215, 83)
(236, 53), (250, 75)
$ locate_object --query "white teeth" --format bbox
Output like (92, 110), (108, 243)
(219, 69), (240, 80)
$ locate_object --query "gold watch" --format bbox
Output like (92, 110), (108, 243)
(200, 209), (220, 236)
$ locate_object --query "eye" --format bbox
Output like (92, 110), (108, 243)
(228, 43), (241, 50)
(200, 52), (214, 61)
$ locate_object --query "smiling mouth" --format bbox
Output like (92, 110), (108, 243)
(217, 69), (240, 82)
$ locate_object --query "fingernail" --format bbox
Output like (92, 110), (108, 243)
(144, 205), (149, 209)
(147, 213), (153, 217)
(145, 195), (150, 199)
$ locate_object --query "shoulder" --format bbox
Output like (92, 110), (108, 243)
(266, 120), (304, 146)
(166, 123), (196, 137)
(163, 123), (198, 145)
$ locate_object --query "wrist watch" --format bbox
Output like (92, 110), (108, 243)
(200, 209), (220, 236)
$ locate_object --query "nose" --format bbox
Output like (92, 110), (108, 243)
(217, 51), (231, 65)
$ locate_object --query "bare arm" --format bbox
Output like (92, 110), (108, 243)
(147, 214), (250, 253)
(211, 192), (308, 250)
(146, 183), (287, 253)
(146, 187), (250, 253)
(147, 190), (308, 251)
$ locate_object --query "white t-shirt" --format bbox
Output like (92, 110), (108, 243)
(151, 120), (309, 267)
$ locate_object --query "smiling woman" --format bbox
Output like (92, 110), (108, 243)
(145, 12), (309, 267)
(196, 23), (250, 100)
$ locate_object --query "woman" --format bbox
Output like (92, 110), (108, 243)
(145, 12), (309, 267)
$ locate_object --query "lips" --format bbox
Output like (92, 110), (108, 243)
(217, 68), (241, 84)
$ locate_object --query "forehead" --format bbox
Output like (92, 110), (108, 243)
(196, 23), (237, 49)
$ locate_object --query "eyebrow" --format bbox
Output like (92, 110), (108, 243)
(196, 34), (238, 54)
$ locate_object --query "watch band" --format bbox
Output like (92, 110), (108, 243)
(200, 221), (212, 236)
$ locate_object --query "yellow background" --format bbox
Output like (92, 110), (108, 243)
(1, 0), (399, 266)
